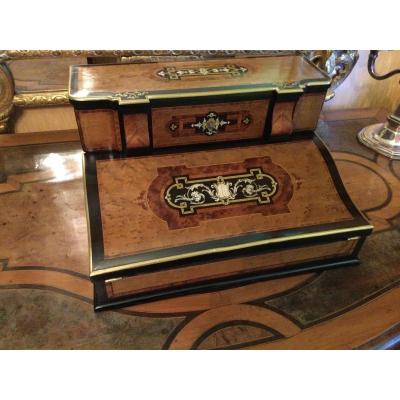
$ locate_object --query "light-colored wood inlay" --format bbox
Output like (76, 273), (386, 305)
(105, 240), (356, 298)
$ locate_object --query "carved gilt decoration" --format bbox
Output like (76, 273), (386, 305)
(165, 168), (278, 215)
(0, 63), (14, 132)
(13, 91), (69, 107)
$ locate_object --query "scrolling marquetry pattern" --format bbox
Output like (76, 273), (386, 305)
(165, 168), (278, 215)
(169, 111), (252, 136)
(157, 64), (248, 80)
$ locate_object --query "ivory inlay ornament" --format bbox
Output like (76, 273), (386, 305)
(157, 64), (248, 80)
(164, 168), (278, 215)
(168, 111), (252, 136)
(191, 111), (230, 135)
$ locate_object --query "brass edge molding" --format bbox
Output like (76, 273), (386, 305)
(89, 224), (373, 277)
(13, 91), (70, 107)
(70, 79), (331, 106)
(82, 155), (94, 279)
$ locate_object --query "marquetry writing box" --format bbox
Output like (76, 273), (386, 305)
(69, 55), (331, 152)
(83, 137), (372, 310)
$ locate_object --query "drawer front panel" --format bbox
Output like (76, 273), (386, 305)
(104, 239), (357, 299)
(151, 99), (269, 148)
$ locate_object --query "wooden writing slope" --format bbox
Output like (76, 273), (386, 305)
(70, 55), (373, 310)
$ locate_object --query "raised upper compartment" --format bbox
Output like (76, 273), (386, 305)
(69, 55), (331, 152)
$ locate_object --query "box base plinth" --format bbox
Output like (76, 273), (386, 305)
(93, 254), (360, 311)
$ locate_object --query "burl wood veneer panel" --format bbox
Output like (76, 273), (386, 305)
(123, 113), (150, 149)
(147, 156), (292, 230)
(76, 109), (121, 151)
(70, 56), (327, 95)
(105, 240), (357, 298)
(95, 140), (352, 259)
(151, 100), (269, 148)
(293, 93), (326, 131)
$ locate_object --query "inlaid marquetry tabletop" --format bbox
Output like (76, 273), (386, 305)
(0, 108), (399, 349)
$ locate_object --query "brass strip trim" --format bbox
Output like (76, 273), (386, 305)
(105, 277), (123, 283)
(347, 236), (361, 241)
(69, 76), (331, 105)
(89, 224), (373, 277)
(82, 156), (94, 278)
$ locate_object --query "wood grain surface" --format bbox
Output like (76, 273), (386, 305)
(105, 240), (357, 299)
(271, 101), (296, 135)
(75, 109), (121, 151)
(95, 139), (351, 260)
(293, 92), (326, 131)
(123, 113), (150, 149)
(324, 50), (400, 113)
(151, 99), (268, 147)
(70, 56), (327, 96)
(0, 108), (399, 349)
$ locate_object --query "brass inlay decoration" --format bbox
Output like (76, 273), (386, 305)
(157, 64), (248, 80)
(190, 112), (230, 135)
(168, 111), (252, 136)
(112, 91), (149, 101)
(165, 168), (278, 215)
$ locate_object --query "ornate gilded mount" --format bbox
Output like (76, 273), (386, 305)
(157, 64), (248, 80)
(0, 63), (14, 132)
(165, 168), (278, 215)
(169, 111), (252, 136)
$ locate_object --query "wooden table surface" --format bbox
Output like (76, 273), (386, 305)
(0, 108), (399, 349)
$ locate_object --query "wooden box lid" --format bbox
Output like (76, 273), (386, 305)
(70, 55), (330, 105)
(84, 137), (372, 279)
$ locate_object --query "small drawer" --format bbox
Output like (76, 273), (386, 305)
(151, 99), (270, 148)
